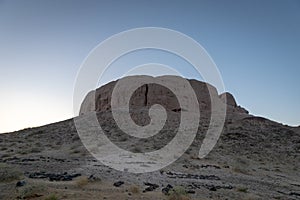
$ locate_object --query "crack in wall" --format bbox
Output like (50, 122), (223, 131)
(144, 84), (148, 106)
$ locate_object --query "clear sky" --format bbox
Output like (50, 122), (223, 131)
(0, 0), (299, 133)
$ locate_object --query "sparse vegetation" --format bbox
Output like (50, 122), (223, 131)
(233, 158), (250, 175)
(0, 163), (23, 182)
(0, 77), (298, 200)
(17, 184), (45, 199)
(129, 185), (140, 194)
(75, 176), (89, 188)
(168, 186), (190, 200)
(44, 194), (59, 200)
(237, 187), (248, 193)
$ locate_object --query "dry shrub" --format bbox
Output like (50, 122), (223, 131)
(0, 163), (23, 182)
(237, 187), (248, 193)
(45, 194), (59, 200)
(17, 183), (46, 199)
(75, 176), (89, 188)
(129, 185), (140, 194)
(168, 186), (190, 200)
(232, 157), (251, 175)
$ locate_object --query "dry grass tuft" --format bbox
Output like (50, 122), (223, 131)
(44, 194), (59, 200)
(237, 187), (248, 193)
(168, 186), (190, 200)
(232, 158), (251, 175)
(75, 176), (89, 188)
(129, 185), (140, 194)
(17, 183), (46, 199)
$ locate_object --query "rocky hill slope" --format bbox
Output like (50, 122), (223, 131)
(0, 76), (299, 200)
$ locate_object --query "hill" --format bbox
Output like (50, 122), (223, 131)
(0, 76), (299, 200)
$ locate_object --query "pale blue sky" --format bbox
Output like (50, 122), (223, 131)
(0, 0), (299, 132)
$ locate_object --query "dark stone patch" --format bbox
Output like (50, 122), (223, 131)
(16, 180), (26, 187)
(143, 182), (159, 193)
(166, 171), (220, 180)
(113, 181), (124, 187)
(21, 158), (38, 162)
(290, 192), (300, 196)
(27, 172), (81, 181)
(188, 183), (233, 191)
(187, 190), (196, 194)
(162, 184), (173, 195)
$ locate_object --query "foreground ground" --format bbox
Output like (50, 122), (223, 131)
(0, 113), (299, 200)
